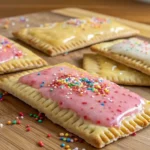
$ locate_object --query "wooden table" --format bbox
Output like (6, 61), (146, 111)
(0, 0), (150, 24)
(0, 6), (150, 150)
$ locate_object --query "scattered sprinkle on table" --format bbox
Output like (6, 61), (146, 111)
(20, 116), (24, 119)
(47, 134), (51, 138)
(17, 120), (21, 124)
(29, 112), (45, 123)
(26, 126), (31, 132)
(19, 112), (24, 116)
(6, 121), (12, 125)
(131, 132), (137, 136)
(61, 143), (66, 147)
(12, 120), (17, 124)
(38, 141), (44, 147)
(2, 111), (86, 149)
(0, 123), (3, 128)
(0, 91), (7, 101)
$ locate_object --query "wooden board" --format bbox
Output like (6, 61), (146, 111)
(0, 8), (150, 150)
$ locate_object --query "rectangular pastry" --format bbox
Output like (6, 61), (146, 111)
(0, 35), (47, 74)
(83, 53), (150, 86)
(91, 37), (150, 76)
(13, 17), (139, 56)
(0, 63), (150, 148)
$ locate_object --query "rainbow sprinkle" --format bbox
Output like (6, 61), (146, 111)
(45, 75), (110, 97)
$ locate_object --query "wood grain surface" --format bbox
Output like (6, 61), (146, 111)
(0, 8), (150, 150)
(0, 0), (150, 24)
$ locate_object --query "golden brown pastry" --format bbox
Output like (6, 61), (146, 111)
(0, 35), (47, 74)
(13, 17), (139, 56)
(91, 38), (150, 75)
(0, 63), (150, 148)
(83, 53), (150, 86)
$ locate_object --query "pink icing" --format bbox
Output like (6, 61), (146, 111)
(19, 66), (144, 127)
(0, 35), (23, 63)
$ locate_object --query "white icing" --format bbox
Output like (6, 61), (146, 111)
(110, 38), (150, 65)
(112, 65), (117, 71)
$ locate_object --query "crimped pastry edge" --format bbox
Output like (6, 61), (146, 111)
(91, 44), (150, 76)
(0, 36), (48, 74)
(0, 63), (150, 148)
(13, 25), (139, 56)
(83, 54), (150, 86)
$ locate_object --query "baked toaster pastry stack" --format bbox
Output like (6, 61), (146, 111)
(91, 37), (150, 76)
(1, 63), (150, 148)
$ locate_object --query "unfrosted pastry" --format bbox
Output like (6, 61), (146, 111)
(0, 35), (47, 74)
(0, 63), (150, 148)
(91, 37), (150, 75)
(13, 17), (139, 56)
(83, 54), (150, 86)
